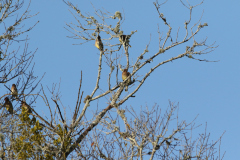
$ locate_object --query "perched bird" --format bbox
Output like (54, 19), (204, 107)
(95, 35), (104, 52)
(119, 35), (127, 44)
(119, 35), (131, 47)
(21, 101), (32, 114)
(11, 84), (18, 101)
(4, 97), (13, 114)
(122, 69), (131, 91)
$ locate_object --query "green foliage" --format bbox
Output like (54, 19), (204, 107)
(13, 107), (54, 159)
(54, 124), (72, 149)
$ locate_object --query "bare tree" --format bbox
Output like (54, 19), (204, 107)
(0, 0), (40, 159)
(0, 0), (225, 159)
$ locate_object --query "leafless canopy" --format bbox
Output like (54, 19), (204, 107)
(0, 0), (224, 159)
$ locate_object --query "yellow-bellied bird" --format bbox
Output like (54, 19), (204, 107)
(95, 35), (104, 52)
(21, 101), (32, 114)
(119, 35), (131, 47)
(11, 84), (18, 101)
(4, 97), (13, 114)
(122, 69), (131, 91)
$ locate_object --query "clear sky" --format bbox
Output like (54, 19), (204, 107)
(5, 0), (240, 159)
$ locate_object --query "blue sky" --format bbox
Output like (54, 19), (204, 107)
(4, 0), (240, 159)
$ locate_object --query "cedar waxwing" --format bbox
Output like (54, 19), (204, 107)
(122, 69), (131, 91)
(11, 84), (18, 101)
(21, 101), (32, 114)
(95, 35), (104, 51)
(119, 35), (131, 47)
(4, 97), (13, 114)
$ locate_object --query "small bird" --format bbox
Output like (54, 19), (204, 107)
(122, 69), (131, 91)
(11, 84), (18, 101)
(95, 35), (104, 52)
(119, 35), (127, 44)
(119, 35), (131, 47)
(21, 101), (32, 114)
(4, 97), (13, 114)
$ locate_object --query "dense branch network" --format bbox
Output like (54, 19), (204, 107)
(0, 0), (224, 159)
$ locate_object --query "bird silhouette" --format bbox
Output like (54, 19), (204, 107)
(122, 69), (131, 91)
(11, 84), (18, 101)
(4, 97), (13, 114)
